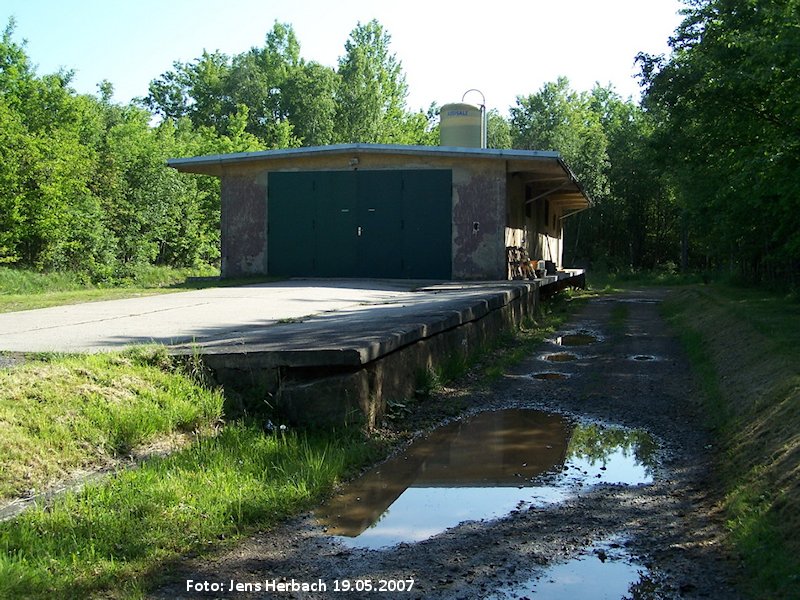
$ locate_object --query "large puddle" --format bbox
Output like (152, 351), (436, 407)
(490, 536), (655, 600)
(316, 410), (656, 549)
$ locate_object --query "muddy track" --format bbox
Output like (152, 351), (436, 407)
(151, 290), (742, 599)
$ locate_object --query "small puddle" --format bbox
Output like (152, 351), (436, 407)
(556, 331), (600, 346)
(531, 372), (569, 380)
(316, 411), (656, 549)
(542, 352), (578, 362)
(490, 536), (655, 600)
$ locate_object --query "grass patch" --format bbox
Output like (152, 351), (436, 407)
(0, 348), (224, 501)
(0, 347), (383, 598)
(0, 265), (282, 313)
(587, 266), (703, 293)
(0, 424), (380, 599)
(663, 284), (800, 598)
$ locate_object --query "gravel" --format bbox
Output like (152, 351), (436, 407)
(151, 289), (742, 599)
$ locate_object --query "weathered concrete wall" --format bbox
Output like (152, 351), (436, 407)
(451, 163), (507, 280)
(276, 282), (539, 427)
(220, 174), (267, 277)
(189, 275), (586, 427)
(217, 152), (511, 281)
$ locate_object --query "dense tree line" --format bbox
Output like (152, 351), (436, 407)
(0, 20), (261, 280)
(638, 0), (800, 285)
(1, 4), (797, 288)
(508, 78), (679, 271)
(143, 20), (436, 147)
(503, 0), (798, 285)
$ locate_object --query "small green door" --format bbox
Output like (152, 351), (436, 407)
(314, 172), (358, 277)
(267, 171), (316, 276)
(401, 170), (452, 279)
(357, 170), (403, 278)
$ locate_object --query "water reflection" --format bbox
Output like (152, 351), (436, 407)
(542, 352), (579, 362)
(555, 331), (600, 346)
(315, 410), (656, 549)
(490, 536), (652, 600)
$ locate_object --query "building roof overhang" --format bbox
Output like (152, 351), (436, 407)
(168, 143), (591, 210)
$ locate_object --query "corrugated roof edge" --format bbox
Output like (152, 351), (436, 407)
(166, 143), (563, 168)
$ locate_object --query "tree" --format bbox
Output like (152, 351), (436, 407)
(487, 109), (512, 149)
(283, 61), (338, 146)
(509, 78), (681, 269)
(511, 78), (609, 201)
(333, 20), (409, 143)
(510, 78), (611, 267)
(0, 19), (264, 280)
(639, 0), (800, 283)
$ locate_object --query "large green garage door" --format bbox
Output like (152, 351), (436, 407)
(268, 170), (452, 279)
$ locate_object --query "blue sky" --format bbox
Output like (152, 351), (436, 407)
(2, 0), (685, 114)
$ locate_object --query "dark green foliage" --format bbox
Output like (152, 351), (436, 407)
(638, 0), (800, 287)
(509, 78), (680, 270)
(0, 21), (259, 281)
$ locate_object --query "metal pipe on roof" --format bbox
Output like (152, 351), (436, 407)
(462, 89), (487, 149)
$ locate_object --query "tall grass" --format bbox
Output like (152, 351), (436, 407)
(0, 265), (225, 315)
(0, 348), (224, 500)
(0, 267), (88, 295)
(663, 284), (800, 598)
(0, 265), (219, 295)
(0, 424), (379, 598)
(587, 266), (703, 292)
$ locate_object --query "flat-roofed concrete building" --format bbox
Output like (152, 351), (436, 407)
(168, 143), (590, 280)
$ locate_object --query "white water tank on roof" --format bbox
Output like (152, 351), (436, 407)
(440, 102), (483, 148)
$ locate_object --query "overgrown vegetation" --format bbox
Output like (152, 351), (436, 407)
(0, 424), (381, 599)
(0, 347), (224, 501)
(415, 292), (581, 395)
(639, 0), (800, 287)
(0, 347), (383, 598)
(663, 284), (800, 598)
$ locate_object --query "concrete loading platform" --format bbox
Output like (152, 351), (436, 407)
(0, 271), (584, 426)
(171, 271), (584, 426)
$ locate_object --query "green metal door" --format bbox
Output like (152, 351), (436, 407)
(267, 171), (316, 276)
(357, 170), (403, 278)
(400, 170), (452, 279)
(314, 172), (358, 277)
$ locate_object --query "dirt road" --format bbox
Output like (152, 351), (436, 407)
(152, 290), (741, 599)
